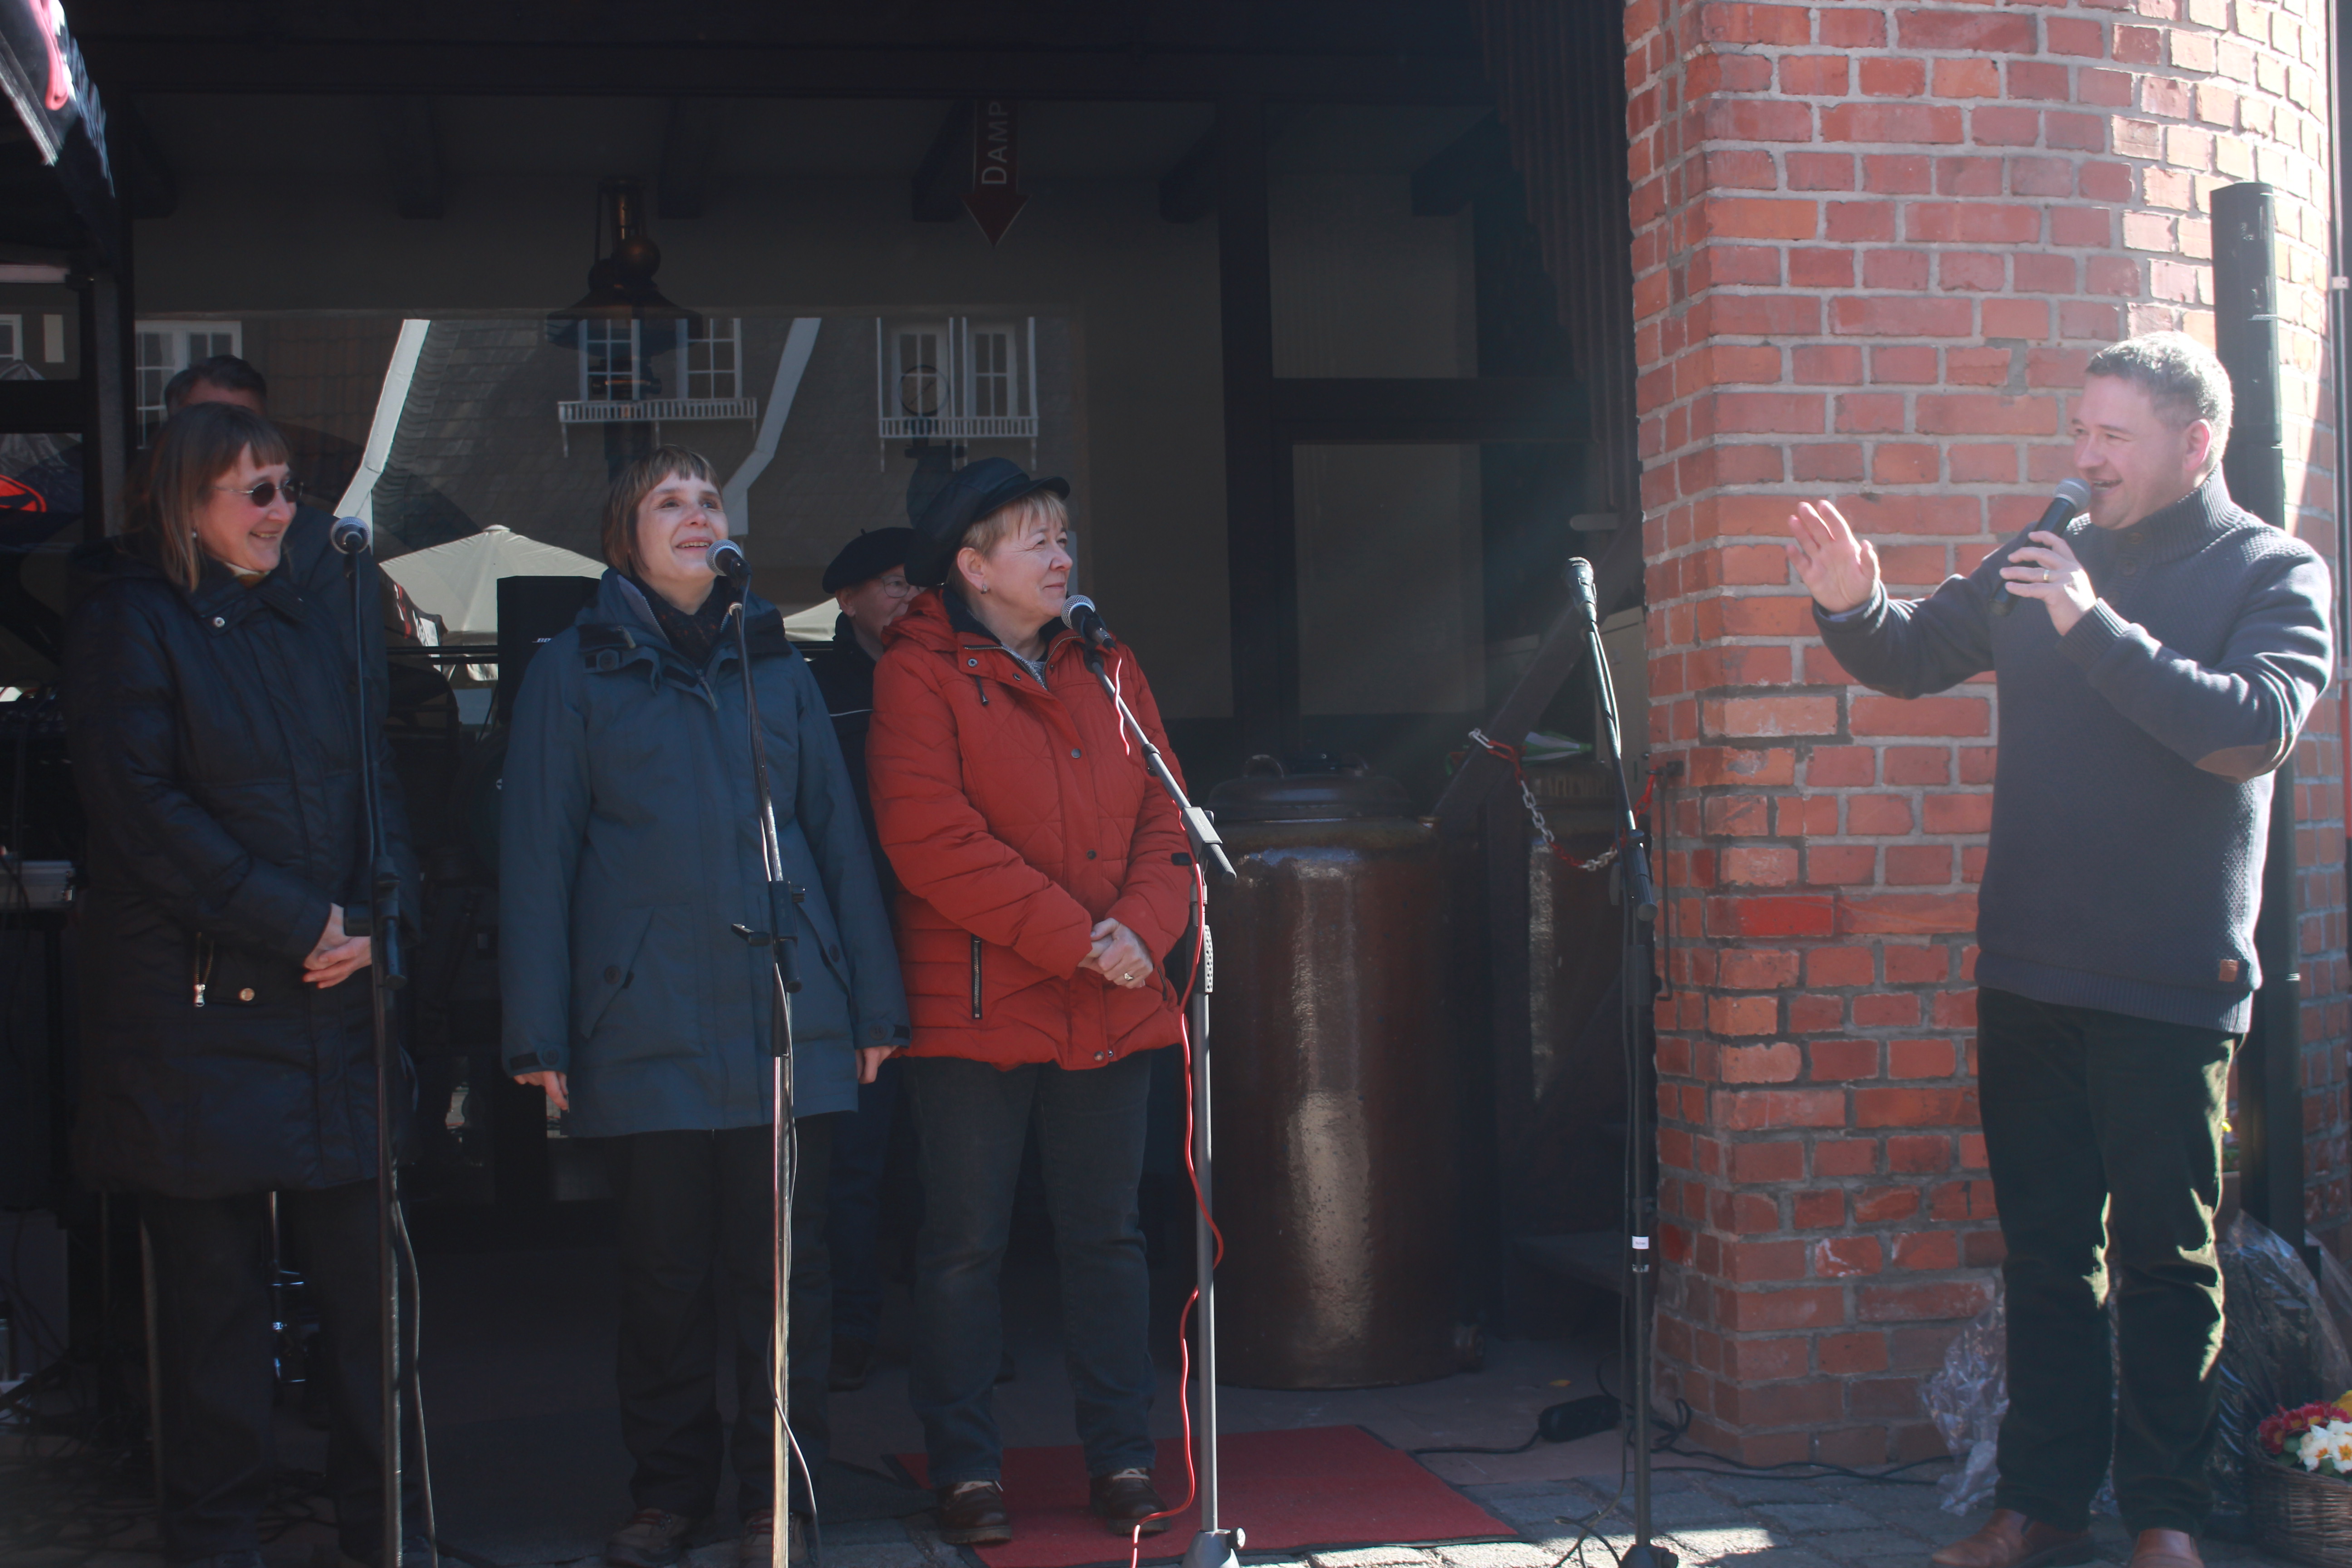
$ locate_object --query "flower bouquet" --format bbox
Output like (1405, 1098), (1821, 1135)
(2253, 1394), (2352, 1566)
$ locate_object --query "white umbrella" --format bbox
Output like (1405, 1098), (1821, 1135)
(378, 524), (606, 638)
(782, 598), (840, 643)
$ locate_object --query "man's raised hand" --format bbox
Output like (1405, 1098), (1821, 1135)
(1783, 499), (1880, 615)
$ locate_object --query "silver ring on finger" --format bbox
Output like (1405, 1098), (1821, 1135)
(2042, 568), (2051, 582)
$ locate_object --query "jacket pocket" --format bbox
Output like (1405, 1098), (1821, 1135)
(194, 932), (298, 1010)
(572, 906), (660, 1043)
(970, 935), (984, 1021)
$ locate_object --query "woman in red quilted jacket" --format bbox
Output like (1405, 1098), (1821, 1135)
(868, 459), (1193, 1546)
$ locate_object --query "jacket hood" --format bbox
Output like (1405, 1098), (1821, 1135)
(579, 567), (784, 652)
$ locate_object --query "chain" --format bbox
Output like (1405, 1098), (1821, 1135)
(1468, 728), (1617, 872)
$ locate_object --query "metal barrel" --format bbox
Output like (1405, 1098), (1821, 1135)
(1204, 759), (1457, 1389)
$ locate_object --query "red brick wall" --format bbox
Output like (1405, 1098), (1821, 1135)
(1625, 0), (2348, 1462)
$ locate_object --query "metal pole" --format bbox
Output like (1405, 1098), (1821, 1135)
(1193, 945), (1220, 1536)
(2213, 181), (2308, 1254)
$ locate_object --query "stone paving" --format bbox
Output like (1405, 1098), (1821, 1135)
(3, 1457), (2320, 1568)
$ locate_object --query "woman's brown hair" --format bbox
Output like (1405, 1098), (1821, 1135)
(126, 403), (292, 592)
(600, 445), (722, 575)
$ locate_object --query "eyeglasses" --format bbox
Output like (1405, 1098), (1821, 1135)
(877, 576), (917, 599)
(209, 477), (299, 509)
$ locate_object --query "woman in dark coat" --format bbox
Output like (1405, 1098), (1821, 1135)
(500, 447), (909, 1568)
(61, 402), (426, 1568)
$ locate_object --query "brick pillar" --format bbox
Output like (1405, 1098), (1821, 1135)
(1624, 0), (2348, 1462)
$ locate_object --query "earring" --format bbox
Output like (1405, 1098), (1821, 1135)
(979, 583), (990, 593)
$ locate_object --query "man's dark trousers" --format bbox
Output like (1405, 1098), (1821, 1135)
(1978, 987), (2236, 1537)
(614, 1117), (834, 1523)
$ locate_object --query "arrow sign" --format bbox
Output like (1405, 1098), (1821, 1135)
(963, 98), (1027, 245)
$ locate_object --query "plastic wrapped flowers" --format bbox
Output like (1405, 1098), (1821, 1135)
(2258, 1396), (2352, 1475)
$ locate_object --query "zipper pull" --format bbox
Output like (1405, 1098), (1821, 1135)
(194, 978), (207, 1008)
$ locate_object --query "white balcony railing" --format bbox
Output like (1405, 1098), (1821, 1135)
(877, 414), (1039, 441)
(557, 396), (760, 454)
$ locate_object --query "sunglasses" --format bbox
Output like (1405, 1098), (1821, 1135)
(210, 477), (299, 508)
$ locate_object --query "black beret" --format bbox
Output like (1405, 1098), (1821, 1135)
(820, 527), (916, 595)
(905, 457), (1070, 588)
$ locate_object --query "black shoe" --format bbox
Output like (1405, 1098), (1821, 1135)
(829, 1335), (876, 1392)
(1090, 1469), (1170, 1536)
(607, 1508), (699, 1568)
(936, 1480), (1014, 1546)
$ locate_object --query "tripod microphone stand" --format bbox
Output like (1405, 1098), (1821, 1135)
(1566, 558), (1674, 1568)
(720, 585), (806, 1568)
(336, 521), (433, 1568)
(1076, 642), (1239, 1568)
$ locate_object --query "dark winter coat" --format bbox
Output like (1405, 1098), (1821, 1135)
(867, 589), (1193, 1070)
(801, 613), (893, 898)
(499, 572), (909, 1135)
(60, 514), (419, 1198)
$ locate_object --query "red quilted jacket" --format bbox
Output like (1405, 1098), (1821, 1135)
(868, 589), (1194, 1069)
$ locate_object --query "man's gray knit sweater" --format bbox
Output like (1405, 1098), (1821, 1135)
(1816, 475), (2332, 1032)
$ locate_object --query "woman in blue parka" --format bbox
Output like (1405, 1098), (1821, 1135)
(500, 447), (910, 1568)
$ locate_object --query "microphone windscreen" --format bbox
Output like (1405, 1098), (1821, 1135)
(330, 515), (372, 555)
(1061, 594), (1098, 630)
(708, 539), (750, 580)
(2053, 478), (2091, 514)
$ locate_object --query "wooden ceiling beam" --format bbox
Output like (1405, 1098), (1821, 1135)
(82, 41), (1491, 104)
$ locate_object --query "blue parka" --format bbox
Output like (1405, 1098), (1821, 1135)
(498, 572), (910, 1134)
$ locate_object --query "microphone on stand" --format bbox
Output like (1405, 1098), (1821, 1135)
(1565, 555), (1599, 632)
(1989, 479), (2092, 617)
(331, 515), (372, 556)
(707, 539), (751, 583)
(1061, 594), (1117, 651)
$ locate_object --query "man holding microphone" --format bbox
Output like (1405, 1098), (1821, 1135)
(1784, 332), (2332, 1568)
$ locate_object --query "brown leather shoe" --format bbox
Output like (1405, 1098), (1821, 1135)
(1090, 1469), (1171, 1536)
(2127, 1529), (2203, 1568)
(1930, 1510), (2095, 1568)
(936, 1480), (1014, 1546)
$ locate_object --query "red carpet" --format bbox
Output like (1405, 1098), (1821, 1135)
(894, 1425), (1513, 1568)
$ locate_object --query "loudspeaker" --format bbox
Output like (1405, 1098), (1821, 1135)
(493, 576), (602, 725)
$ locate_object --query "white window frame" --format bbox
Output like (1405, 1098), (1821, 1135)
(134, 320), (245, 442)
(684, 318), (742, 401)
(0, 316), (21, 363)
(578, 318), (643, 403)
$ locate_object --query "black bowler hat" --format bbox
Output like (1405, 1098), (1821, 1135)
(905, 457), (1070, 588)
(820, 527), (916, 595)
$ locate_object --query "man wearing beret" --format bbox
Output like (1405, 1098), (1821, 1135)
(804, 527), (917, 1393)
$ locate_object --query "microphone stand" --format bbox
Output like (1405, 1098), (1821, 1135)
(1568, 559), (1672, 1568)
(720, 579), (806, 1568)
(1075, 637), (1239, 1568)
(338, 534), (424, 1568)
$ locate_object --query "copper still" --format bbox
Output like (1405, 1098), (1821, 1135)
(1204, 758), (1457, 1388)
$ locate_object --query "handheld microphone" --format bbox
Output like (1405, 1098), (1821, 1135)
(1989, 479), (2091, 617)
(1566, 556), (1599, 630)
(707, 539), (750, 583)
(1061, 594), (1116, 651)
(330, 515), (371, 556)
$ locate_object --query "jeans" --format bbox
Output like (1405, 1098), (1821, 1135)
(1978, 987), (2236, 1537)
(141, 1181), (430, 1566)
(826, 1057), (902, 1344)
(612, 1117), (833, 1520)
(905, 1051), (1159, 1485)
